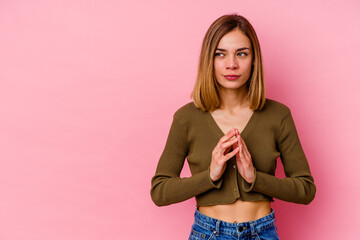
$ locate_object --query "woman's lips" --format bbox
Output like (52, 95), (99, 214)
(223, 75), (240, 80)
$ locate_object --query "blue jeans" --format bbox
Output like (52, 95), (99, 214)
(188, 208), (279, 240)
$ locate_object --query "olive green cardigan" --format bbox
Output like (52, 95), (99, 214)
(151, 99), (316, 207)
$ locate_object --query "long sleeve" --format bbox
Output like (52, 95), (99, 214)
(150, 114), (221, 207)
(242, 111), (316, 204)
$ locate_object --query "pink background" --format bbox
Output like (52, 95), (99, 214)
(0, 0), (359, 239)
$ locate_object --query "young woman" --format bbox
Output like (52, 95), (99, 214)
(151, 14), (316, 240)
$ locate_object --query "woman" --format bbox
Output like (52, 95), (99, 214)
(151, 14), (316, 239)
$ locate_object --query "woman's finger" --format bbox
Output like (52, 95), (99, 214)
(219, 137), (238, 153)
(213, 129), (237, 153)
(234, 129), (239, 137)
(237, 135), (242, 151)
(239, 145), (247, 162)
(239, 136), (251, 160)
(239, 137), (246, 150)
(238, 145), (250, 167)
(219, 129), (237, 144)
(224, 146), (240, 161)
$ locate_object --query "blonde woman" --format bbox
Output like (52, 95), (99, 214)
(151, 14), (316, 240)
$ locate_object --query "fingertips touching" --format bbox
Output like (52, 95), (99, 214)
(237, 135), (241, 147)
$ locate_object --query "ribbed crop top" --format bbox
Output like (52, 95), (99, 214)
(150, 99), (316, 207)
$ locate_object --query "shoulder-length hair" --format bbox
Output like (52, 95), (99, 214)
(191, 14), (265, 112)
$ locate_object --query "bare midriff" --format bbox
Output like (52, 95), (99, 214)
(198, 199), (271, 223)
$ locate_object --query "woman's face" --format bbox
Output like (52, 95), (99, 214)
(214, 29), (253, 91)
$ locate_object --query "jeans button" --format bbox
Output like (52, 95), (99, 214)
(238, 226), (244, 232)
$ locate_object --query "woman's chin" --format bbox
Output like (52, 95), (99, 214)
(218, 83), (247, 91)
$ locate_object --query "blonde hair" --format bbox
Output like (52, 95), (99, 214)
(191, 14), (265, 112)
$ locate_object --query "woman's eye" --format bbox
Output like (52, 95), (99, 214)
(237, 52), (247, 56)
(215, 52), (224, 57)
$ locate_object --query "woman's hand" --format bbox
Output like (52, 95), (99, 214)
(235, 132), (255, 183)
(210, 129), (240, 182)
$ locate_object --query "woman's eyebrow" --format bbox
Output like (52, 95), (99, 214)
(215, 47), (250, 51)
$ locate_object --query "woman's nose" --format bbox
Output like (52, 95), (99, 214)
(226, 56), (238, 69)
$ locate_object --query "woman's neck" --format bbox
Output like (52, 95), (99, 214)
(218, 86), (250, 113)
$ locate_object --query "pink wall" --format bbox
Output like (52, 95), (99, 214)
(0, 0), (359, 239)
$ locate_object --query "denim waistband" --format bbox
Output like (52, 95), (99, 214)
(194, 207), (276, 237)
